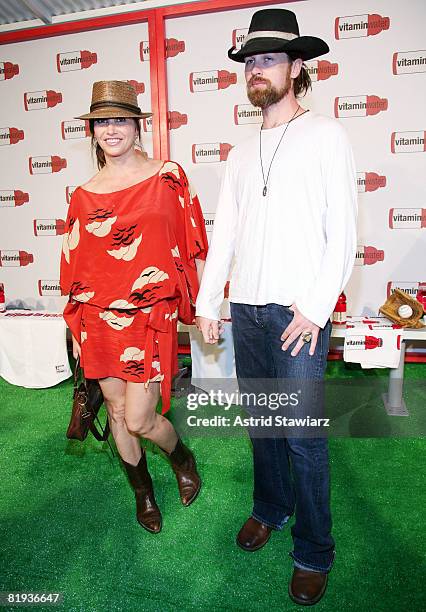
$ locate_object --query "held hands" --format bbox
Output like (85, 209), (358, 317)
(196, 316), (224, 344)
(281, 303), (320, 357)
(71, 333), (81, 360)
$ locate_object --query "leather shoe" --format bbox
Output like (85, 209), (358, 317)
(236, 517), (272, 552)
(288, 567), (328, 606)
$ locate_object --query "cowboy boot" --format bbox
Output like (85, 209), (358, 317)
(121, 452), (162, 533)
(167, 439), (201, 506)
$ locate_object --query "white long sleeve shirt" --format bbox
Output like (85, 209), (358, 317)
(196, 111), (357, 328)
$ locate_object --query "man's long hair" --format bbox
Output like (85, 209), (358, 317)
(289, 56), (312, 97)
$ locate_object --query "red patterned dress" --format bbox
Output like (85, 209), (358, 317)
(60, 161), (208, 413)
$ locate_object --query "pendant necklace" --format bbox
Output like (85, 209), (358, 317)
(260, 106), (307, 197)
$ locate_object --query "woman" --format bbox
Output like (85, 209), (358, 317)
(60, 80), (208, 534)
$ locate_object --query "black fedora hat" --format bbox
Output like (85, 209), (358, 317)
(228, 9), (329, 63)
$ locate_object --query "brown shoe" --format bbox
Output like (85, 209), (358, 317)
(121, 453), (162, 533)
(236, 517), (272, 552)
(288, 567), (328, 606)
(167, 439), (201, 506)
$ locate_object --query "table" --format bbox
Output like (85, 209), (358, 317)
(331, 325), (426, 416)
(183, 323), (426, 417)
(0, 310), (71, 388)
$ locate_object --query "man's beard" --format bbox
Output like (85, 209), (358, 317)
(246, 68), (292, 109)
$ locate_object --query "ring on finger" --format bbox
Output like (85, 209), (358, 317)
(301, 331), (312, 344)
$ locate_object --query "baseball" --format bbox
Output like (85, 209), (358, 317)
(398, 304), (413, 319)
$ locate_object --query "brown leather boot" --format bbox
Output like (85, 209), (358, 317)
(121, 452), (162, 533)
(167, 439), (201, 506)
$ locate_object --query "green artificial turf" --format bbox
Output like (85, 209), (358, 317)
(0, 361), (425, 611)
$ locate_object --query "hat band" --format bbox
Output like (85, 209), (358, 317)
(90, 100), (141, 114)
(244, 30), (298, 44)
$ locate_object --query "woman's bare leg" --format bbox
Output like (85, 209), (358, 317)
(98, 376), (141, 465)
(124, 382), (178, 453)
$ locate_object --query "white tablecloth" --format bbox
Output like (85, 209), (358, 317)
(0, 311), (71, 388)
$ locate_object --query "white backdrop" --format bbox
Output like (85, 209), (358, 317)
(0, 21), (152, 311)
(166, 0), (426, 318)
(0, 0), (425, 320)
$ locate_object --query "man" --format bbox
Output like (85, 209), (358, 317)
(196, 8), (357, 607)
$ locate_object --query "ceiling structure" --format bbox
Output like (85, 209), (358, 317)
(0, 0), (144, 26)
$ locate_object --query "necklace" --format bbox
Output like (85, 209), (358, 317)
(259, 106), (306, 197)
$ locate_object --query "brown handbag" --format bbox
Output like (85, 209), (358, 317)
(66, 357), (110, 443)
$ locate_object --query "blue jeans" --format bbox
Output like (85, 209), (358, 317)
(230, 302), (335, 573)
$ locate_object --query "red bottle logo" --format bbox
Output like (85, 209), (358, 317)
(306, 60), (339, 81)
(192, 143), (233, 163)
(33, 219), (66, 236)
(0, 127), (24, 146)
(391, 131), (426, 153)
(169, 111), (188, 130)
(334, 95), (388, 118)
(0, 61), (19, 80)
(355, 245), (384, 266)
(0, 190), (29, 207)
(0, 250), (34, 267)
(24, 90), (62, 111)
(56, 50), (97, 73)
(335, 14), (390, 39)
(61, 120), (90, 140)
(127, 80), (145, 95)
(392, 51), (426, 75)
(29, 156), (67, 175)
(234, 104), (263, 125)
(38, 280), (62, 296)
(166, 38), (185, 58)
(389, 208), (426, 229)
(357, 172), (386, 193)
(190, 70), (237, 92)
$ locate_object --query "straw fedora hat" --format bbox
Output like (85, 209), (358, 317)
(75, 80), (152, 120)
(228, 9), (329, 63)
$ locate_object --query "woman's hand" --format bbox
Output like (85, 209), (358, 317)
(71, 334), (81, 360)
(196, 316), (224, 344)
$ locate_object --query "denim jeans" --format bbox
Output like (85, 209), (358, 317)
(230, 302), (335, 573)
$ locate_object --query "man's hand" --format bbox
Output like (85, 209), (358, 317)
(280, 303), (320, 357)
(196, 316), (223, 344)
(71, 333), (81, 360)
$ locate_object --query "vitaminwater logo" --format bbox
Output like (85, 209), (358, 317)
(169, 111), (187, 130)
(166, 38), (185, 58)
(38, 280), (62, 296)
(56, 50), (97, 72)
(140, 41), (150, 61)
(346, 335), (383, 349)
(204, 213), (215, 234)
(0, 190), (29, 208)
(29, 156), (67, 175)
(127, 80), (145, 95)
(34, 219), (66, 236)
(231, 29), (248, 50)
(142, 116), (152, 133)
(305, 60), (338, 81)
(387, 281), (425, 299)
(357, 172), (386, 193)
(234, 104), (262, 125)
(24, 90), (62, 111)
(334, 95), (388, 117)
(335, 14), (390, 39)
(0, 61), (19, 80)
(192, 143), (233, 164)
(355, 245), (384, 266)
(190, 70), (237, 92)
(391, 131), (425, 153)
(389, 208), (426, 229)
(61, 120), (90, 140)
(139, 39), (185, 62)
(0, 127), (24, 146)
(0, 250), (34, 267)
(66, 186), (77, 204)
(393, 51), (426, 75)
